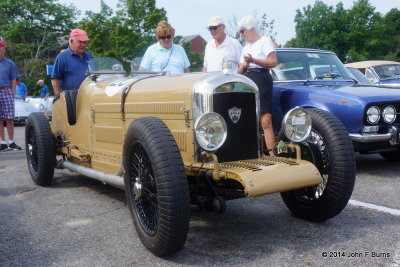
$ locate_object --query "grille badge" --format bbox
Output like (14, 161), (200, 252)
(228, 106), (241, 123)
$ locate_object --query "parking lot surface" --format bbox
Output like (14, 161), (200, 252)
(1, 125), (399, 266)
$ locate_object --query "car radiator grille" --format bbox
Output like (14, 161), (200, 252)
(213, 92), (258, 162)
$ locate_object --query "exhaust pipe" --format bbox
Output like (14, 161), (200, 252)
(58, 161), (125, 190)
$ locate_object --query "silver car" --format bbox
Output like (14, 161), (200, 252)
(14, 98), (44, 124)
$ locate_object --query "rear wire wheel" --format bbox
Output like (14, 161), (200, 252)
(25, 112), (56, 186)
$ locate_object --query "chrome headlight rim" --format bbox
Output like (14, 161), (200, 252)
(382, 105), (396, 124)
(194, 112), (227, 152)
(282, 107), (312, 142)
(366, 106), (380, 124)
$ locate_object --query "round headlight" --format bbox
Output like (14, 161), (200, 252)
(282, 107), (312, 142)
(366, 106), (380, 124)
(195, 112), (227, 151)
(38, 103), (45, 111)
(382, 105), (396, 123)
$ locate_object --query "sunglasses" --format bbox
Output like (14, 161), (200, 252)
(239, 29), (246, 34)
(207, 25), (221, 31)
(159, 35), (172, 40)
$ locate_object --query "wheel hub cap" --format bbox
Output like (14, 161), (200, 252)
(134, 177), (142, 200)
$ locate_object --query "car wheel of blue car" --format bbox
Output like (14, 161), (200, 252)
(123, 117), (190, 257)
(280, 108), (356, 222)
(25, 112), (56, 186)
(379, 150), (400, 161)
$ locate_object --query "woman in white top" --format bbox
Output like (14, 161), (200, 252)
(237, 15), (277, 156)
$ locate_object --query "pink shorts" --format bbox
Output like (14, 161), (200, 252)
(0, 88), (15, 119)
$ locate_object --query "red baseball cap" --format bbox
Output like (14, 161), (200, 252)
(69, 29), (89, 42)
(0, 41), (5, 48)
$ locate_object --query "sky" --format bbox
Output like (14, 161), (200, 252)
(59, 0), (398, 45)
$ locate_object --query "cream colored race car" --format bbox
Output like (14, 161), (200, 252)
(25, 58), (355, 257)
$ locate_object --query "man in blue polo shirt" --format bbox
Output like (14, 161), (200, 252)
(0, 41), (21, 151)
(51, 29), (93, 94)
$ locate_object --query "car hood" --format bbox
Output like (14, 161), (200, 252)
(275, 81), (400, 103)
(335, 84), (400, 102)
(377, 78), (400, 88)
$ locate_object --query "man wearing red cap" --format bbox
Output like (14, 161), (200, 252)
(51, 29), (93, 94)
(0, 41), (21, 151)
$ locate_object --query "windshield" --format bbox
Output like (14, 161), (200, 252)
(273, 51), (354, 81)
(88, 57), (125, 74)
(346, 67), (373, 85)
(372, 64), (400, 80)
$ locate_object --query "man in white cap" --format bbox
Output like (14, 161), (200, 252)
(37, 79), (50, 100)
(51, 28), (93, 94)
(203, 16), (242, 73)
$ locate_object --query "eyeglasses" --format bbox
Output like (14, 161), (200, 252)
(239, 29), (246, 34)
(159, 35), (172, 40)
(207, 25), (221, 31)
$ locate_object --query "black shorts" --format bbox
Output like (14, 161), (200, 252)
(243, 68), (273, 114)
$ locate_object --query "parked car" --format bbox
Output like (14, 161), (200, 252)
(346, 66), (373, 85)
(345, 60), (400, 88)
(25, 96), (54, 119)
(272, 48), (400, 161)
(25, 57), (355, 257)
(14, 98), (44, 124)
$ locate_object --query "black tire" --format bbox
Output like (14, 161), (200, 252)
(123, 117), (190, 257)
(25, 112), (56, 186)
(379, 150), (400, 161)
(280, 108), (356, 221)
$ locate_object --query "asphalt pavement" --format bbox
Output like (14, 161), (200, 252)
(1, 125), (399, 267)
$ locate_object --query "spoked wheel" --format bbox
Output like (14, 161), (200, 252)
(129, 142), (158, 236)
(280, 108), (356, 221)
(123, 117), (190, 257)
(25, 112), (56, 186)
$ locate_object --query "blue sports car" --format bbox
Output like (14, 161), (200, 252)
(272, 48), (400, 161)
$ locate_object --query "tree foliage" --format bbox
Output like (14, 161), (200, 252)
(287, 0), (399, 62)
(0, 0), (77, 94)
(78, 0), (167, 70)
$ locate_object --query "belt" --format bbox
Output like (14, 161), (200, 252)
(246, 68), (267, 73)
(0, 86), (10, 89)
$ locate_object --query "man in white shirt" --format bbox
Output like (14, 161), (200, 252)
(203, 16), (242, 73)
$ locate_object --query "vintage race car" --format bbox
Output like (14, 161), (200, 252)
(272, 48), (400, 161)
(25, 58), (355, 257)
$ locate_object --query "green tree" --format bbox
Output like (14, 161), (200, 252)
(382, 8), (400, 61)
(78, 0), (167, 71)
(114, 0), (167, 68)
(181, 40), (203, 72)
(287, 0), (393, 62)
(345, 0), (383, 61)
(77, 1), (117, 58)
(0, 0), (77, 60)
(0, 0), (78, 93)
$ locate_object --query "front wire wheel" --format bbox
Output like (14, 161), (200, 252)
(280, 108), (356, 221)
(123, 117), (190, 257)
(129, 142), (158, 236)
